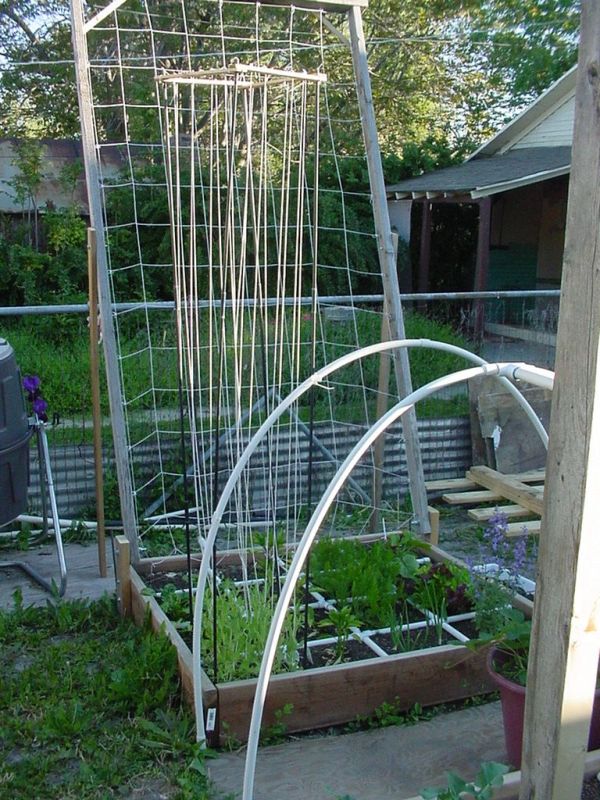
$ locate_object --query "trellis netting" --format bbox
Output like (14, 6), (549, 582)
(71, 0), (462, 565)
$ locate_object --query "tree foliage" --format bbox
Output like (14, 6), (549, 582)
(0, 0), (580, 150)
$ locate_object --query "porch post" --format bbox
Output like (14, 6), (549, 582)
(474, 196), (491, 337)
(418, 200), (432, 293)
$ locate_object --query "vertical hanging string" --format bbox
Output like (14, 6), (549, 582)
(303, 77), (321, 666)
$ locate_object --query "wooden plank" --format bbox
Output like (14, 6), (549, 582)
(467, 465), (544, 516)
(217, 644), (493, 743)
(430, 469), (545, 496)
(129, 568), (217, 711)
(442, 489), (503, 505)
(115, 535), (131, 617)
(426, 477), (478, 492)
(520, 9), (600, 798)
(348, 5), (430, 535)
(468, 504), (534, 522)
(506, 519), (542, 537)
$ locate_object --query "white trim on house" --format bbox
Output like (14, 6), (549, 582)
(468, 66), (577, 159)
(469, 165), (571, 198)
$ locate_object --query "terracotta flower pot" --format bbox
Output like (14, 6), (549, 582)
(487, 646), (600, 769)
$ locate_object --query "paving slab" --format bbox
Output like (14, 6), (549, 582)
(0, 541), (115, 607)
(209, 701), (506, 800)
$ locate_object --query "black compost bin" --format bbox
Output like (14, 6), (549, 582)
(0, 339), (32, 526)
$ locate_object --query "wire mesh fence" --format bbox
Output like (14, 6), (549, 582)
(0, 289), (558, 530)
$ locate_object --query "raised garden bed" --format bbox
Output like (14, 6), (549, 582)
(115, 534), (533, 745)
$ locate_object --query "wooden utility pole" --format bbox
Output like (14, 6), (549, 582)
(520, 4), (600, 798)
(348, 6), (430, 534)
(88, 228), (107, 577)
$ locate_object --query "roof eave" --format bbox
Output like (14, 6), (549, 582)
(469, 164), (571, 198)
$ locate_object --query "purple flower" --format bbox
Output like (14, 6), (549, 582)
(23, 375), (41, 397)
(32, 397), (48, 421)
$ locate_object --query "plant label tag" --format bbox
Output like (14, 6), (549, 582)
(206, 707), (217, 732)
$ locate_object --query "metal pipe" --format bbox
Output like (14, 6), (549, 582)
(241, 360), (552, 800)
(39, 423), (68, 597)
(0, 290), (561, 317)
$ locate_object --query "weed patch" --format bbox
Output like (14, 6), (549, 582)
(0, 594), (215, 799)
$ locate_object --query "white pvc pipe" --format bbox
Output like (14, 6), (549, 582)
(241, 360), (553, 800)
(17, 514), (98, 530)
(191, 340), (551, 743)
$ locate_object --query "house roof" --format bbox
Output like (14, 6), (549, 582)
(386, 146), (571, 200)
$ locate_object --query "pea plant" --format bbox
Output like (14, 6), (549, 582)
(420, 761), (508, 800)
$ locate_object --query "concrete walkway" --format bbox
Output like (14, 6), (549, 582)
(209, 701), (506, 800)
(0, 540), (115, 607)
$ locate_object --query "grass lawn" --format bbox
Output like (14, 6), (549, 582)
(0, 593), (219, 800)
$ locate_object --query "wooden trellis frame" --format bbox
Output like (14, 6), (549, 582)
(70, 0), (431, 556)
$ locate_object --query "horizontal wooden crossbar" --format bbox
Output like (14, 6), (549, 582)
(85, 0), (366, 32)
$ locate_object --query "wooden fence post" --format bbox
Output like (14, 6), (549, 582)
(519, 5), (600, 798)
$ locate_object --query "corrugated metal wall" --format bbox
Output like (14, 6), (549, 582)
(26, 416), (471, 520)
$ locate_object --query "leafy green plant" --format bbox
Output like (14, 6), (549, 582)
(259, 703), (294, 745)
(157, 583), (192, 633)
(311, 533), (422, 629)
(468, 610), (532, 687)
(420, 761), (509, 799)
(321, 605), (362, 663)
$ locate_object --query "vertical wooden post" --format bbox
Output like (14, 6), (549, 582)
(370, 233), (398, 534)
(418, 201), (432, 293)
(88, 227), (107, 577)
(115, 535), (131, 617)
(473, 196), (491, 338)
(427, 506), (439, 547)
(370, 306), (392, 534)
(348, 6), (430, 534)
(71, 0), (140, 562)
(519, 6), (600, 799)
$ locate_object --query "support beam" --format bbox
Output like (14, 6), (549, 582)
(474, 197), (492, 292)
(473, 196), (492, 339)
(519, 5), (600, 798)
(418, 201), (432, 293)
(88, 228), (107, 577)
(71, 0), (139, 561)
(348, 6), (430, 534)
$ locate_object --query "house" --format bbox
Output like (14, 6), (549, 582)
(386, 67), (576, 296)
(0, 138), (124, 215)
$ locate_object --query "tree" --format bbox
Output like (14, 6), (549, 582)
(0, 0), (579, 153)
